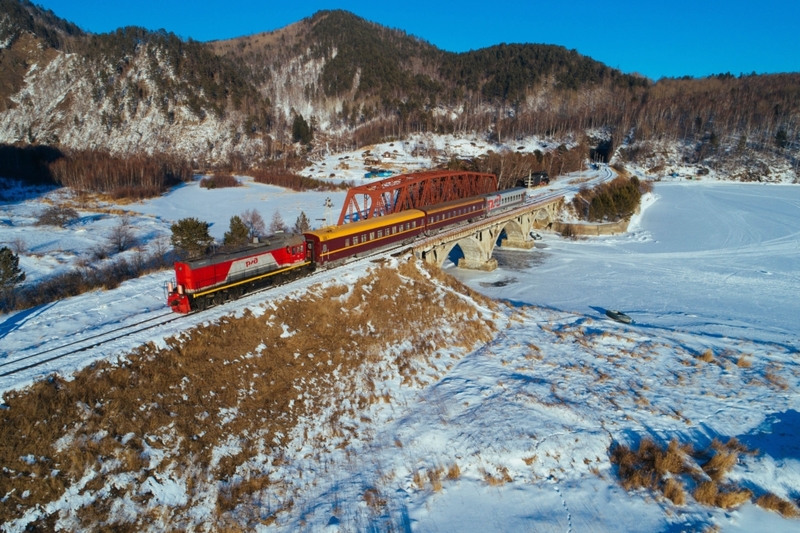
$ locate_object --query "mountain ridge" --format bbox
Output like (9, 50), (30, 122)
(0, 0), (797, 180)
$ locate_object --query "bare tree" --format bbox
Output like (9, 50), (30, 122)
(150, 235), (171, 267)
(36, 205), (79, 227)
(107, 215), (135, 253)
(9, 237), (26, 255)
(241, 209), (266, 238)
(269, 210), (288, 233)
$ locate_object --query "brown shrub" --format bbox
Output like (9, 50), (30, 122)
(700, 438), (749, 482)
(249, 169), (349, 192)
(200, 173), (240, 189)
(694, 481), (719, 506)
(428, 466), (445, 492)
(49, 149), (191, 197)
(35, 204), (79, 227)
(412, 469), (426, 489)
(764, 366), (789, 390)
(446, 463), (461, 480)
(663, 478), (686, 505)
(363, 488), (387, 511)
(571, 176), (642, 222)
(715, 487), (752, 509)
(612, 438), (691, 492)
(755, 493), (800, 518)
(702, 448), (737, 482)
(654, 439), (690, 476)
(481, 466), (513, 486)
(698, 349), (714, 363)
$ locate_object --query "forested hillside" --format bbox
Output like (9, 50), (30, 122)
(0, 1), (797, 182)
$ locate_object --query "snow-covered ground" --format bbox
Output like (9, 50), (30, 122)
(2, 154), (800, 530)
(301, 133), (556, 183)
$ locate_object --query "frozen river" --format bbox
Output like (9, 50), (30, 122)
(447, 181), (800, 347)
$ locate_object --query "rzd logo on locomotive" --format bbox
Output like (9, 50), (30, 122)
(245, 257), (259, 268)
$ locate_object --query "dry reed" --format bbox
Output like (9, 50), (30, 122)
(755, 493), (800, 518)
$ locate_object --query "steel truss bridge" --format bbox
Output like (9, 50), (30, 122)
(337, 170), (497, 225)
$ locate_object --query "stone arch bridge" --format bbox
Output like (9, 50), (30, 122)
(413, 197), (563, 271)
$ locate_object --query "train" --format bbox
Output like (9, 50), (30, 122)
(167, 187), (529, 313)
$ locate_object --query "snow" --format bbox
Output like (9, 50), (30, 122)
(2, 148), (800, 531)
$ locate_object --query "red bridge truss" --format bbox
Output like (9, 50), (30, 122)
(337, 170), (498, 225)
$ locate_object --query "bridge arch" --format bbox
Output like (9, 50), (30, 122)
(415, 197), (564, 271)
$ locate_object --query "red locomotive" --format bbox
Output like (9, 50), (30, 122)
(167, 233), (311, 313)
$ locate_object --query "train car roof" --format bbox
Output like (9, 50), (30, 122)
(306, 209), (424, 241)
(419, 195), (485, 215)
(488, 187), (528, 196)
(179, 232), (304, 268)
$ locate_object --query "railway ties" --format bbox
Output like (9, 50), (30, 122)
(0, 312), (185, 378)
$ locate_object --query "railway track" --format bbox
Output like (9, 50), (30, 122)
(0, 311), (191, 377)
(0, 264), (329, 378)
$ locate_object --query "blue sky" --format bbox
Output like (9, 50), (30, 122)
(31, 0), (800, 80)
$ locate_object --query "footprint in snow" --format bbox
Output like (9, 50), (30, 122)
(549, 477), (573, 533)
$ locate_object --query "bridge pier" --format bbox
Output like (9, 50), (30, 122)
(456, 226), (501, 271)
(500, 238), (535, 250)
(498, 212), (537, 250)
(421, 242), (459, 268)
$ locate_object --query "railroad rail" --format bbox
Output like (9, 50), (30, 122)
(0, 312), (188, 377)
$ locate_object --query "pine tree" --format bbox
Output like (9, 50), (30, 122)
(0, 246), (26, 294)
(292, 114), (313, 144)
(775, 129), (788, 149)
(223, 216), (250, 246)
(170, 217), (214, 259)
(293, 211), (311, 233)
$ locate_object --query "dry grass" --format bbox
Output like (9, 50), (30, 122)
(693, 481), (719, 506)
(611, 437), (754, 510)
(755, 493), (800, 518)
(764, 365), (789, 390)
(363, 488), (387, 512)
(701, 448), (737, 482)
(428, 466), (445, 492)
(612, 438), (692, 493)
(699, 438), (754, 482)
(698, 349), (714, 363)
(715, 487), (752, 509)
(412, 470), (426, 489)
(446, 463), (461, 480)
(663, 478), (686, 505)
(480, 466), (513, 486)
(0, 260), (494, 529)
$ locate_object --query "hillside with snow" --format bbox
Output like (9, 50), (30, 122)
(1, 153), (799, 530)
(0, 1), (797, 182)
